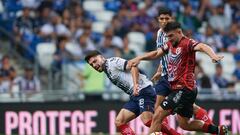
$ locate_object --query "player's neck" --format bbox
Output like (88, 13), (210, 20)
(179, 34), (185, 41)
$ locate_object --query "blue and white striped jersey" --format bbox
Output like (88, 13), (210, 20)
(156, 29), (168, 76)
(103, 57), (152, 95)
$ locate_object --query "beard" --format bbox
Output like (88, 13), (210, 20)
(172, 40), (179, 47)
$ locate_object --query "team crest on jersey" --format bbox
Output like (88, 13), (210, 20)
(176, 48), (182, 55)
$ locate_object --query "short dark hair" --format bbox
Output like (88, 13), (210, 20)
(163, 22), (181, 33)
(158, 7), (172, 16)
(84, 50), (102, 62)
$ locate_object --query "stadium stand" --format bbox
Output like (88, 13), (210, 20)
(0, 0), (239, 101)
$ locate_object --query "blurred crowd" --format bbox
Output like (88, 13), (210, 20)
(0, 0), (239, 98)
(0, 55), (41, 97)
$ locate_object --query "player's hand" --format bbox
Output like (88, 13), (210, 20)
(151, 72), (161, 83)
(212, 55), (224, 63)
(129, 57), (141, 67)
(133, 84), (140, 96)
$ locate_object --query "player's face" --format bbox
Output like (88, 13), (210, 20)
(158, 14), (172, 28)
(88, 55), (105, 72)
(166, 29), (181, 47)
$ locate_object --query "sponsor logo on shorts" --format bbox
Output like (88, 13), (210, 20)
(173, 91), (183, 103)
(139, 98), (144, 109)
(162, 101), (168, 107)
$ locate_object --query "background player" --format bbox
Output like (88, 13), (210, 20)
(130, 7), (214, 127)
(145, 22), (227, 134)
(84, 50), (180, 135)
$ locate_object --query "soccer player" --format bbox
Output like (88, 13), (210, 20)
(133, 22), (227, 134)
(131, 7), (214, 126)
(84, 50), (180, 135)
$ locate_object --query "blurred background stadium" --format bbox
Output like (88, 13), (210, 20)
(0, 0), (239, 135)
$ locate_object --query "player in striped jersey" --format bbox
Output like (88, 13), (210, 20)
(129, 7), (214, 131)
(85, 50), (180, 135)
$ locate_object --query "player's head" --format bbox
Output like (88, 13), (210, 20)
(85, 50), (105, 72)
(157, 8), (173, 28)
(163, 21), (183, 47)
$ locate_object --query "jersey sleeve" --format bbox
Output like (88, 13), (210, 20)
(156, 30), (168, 49)
(109, 57), (128, 71)
(156, 30), (161, 48)
(188, 38), (200, 52)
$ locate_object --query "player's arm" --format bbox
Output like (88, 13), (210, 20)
(137, 48), (165, 61)
(129, 48), (166, 67)
(194, 43), (224, 63)
(151, 64), (162, 82)
(131, 66), (140, 96)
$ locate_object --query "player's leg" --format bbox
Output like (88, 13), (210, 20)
(140, 111), (154, 126)
(153, 76), (171, 110)
(153, 78), (181, 135)
(193, 103), (213, 124)
(148, 88), (182, 134)
(148, 105), (171, 133)
(138, 86), (180, 135)
(115, 109), (136, 135)
(116, 100), (138, 135)
(177, 115), (228, 134)
(138, 85), (156, 127)
(177, 104), (213, 132)
(175, 88), (210, 132)
(177, 115), (214, 131)
(155, 95), (165, 110)
(176, 88), (228, 135)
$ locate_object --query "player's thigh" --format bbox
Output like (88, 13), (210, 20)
(193, 103), (201, 114)
(160, 90), (179, 113)
(152, 105), (171, 122)
(140, 111), (153, 124)
(138, 86), (156, 114)
(176, 115), (190, 129)
(115, 108), (137, 126)
(177, 88), (198, 118)
(155, 95), (165, 110)
(154, 77), (171, 98)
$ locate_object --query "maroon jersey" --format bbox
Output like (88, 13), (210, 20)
(161, 36), (199, 90)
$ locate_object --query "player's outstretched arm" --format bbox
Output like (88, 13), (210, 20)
(129, 49), (165, 67)
(131, 66), (140, 96)
(194, 43), (224, 63)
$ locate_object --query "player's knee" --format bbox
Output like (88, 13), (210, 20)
(115, 118), (125, 127)
(140, 112), (153, 127)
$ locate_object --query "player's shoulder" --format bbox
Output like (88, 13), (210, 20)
(108, 57), (125, 61)
(157, 28), (164, 36)
(181, 37), (198, 46)
(107, 57), (126, 65)
(187, 37), (199, 46)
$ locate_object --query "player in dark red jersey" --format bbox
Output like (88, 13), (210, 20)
(130, 21), (228, 134)
(147, 22), (228, 135)
(130, 8), (214, 133)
